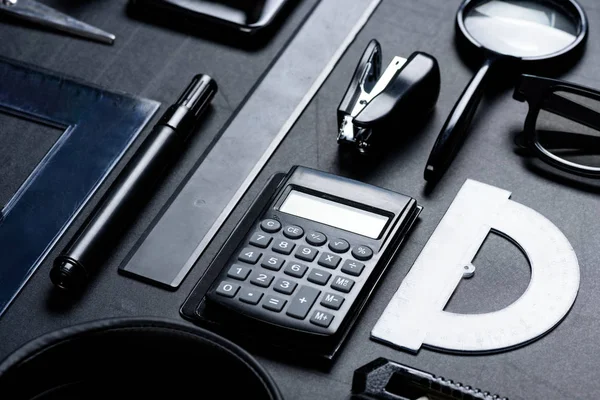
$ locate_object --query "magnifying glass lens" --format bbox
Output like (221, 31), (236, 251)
(464, 0), (580, 58)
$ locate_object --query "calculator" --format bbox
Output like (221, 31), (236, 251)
(181, 166), (421, 360)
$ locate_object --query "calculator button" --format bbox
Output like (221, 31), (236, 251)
(262, 295), (286, 312)
(239, 288), (263, 305)
(284, 262), (308, 278)
(261, 219), (281, 233)
(286, 286), (320, 319)
(216, 281), (240, 298)
(238, 248), (262, 264)
(227, 264), (251, 280)
(306, 231), (327, 246)
(283, 225), (304, 239)
(272, 238), (295, 255)
(249, 232), (272, 248)
(261, 254), (285, 271)
(295, 245), (318, 262)
(250, 271), (274, 288)
(328, 239), (350, 253)
(310, 310), (334, 328)
(352, 245), (373, 261)
(318, 252), (341, 269)
(307, 269), (331, 286)
(320, 293), (345, 310)
(331, 276), (355, 293)
(274, 278), (297, 295)
(341, 259), (365, 276)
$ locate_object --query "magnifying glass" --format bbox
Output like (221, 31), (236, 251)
(424, 0), (588, 182)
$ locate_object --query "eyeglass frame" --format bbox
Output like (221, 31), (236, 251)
(513, 74), (600, 178)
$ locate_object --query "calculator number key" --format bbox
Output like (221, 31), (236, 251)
(307, 269), (331, 286)
(250, 271), (274, 288)
(216, 281), (240, 298)
(261, 254), (285, 271)
(227, 264), (251, 280)
(272, 238), (295, 255)
(249, 232), (272, 248)
(295, 245), (318, 262)
(261, 219), (281, 233)
(262, 295), (286, 312)
(306, 231), (327, 246)
(320, 292), (345, 310)
(331, 276), (355, 293)
(310, 310), (334, 328)
(286, 286), (320, 320)
(238, 248), (262, 264)
(318, 252), (341, 269)
(274, 278), (297, 295)
(284, 262), (308, 278)
(341, 260), (365, 276)
(283, 225), (304, 239)
(239, 288), (263, 305)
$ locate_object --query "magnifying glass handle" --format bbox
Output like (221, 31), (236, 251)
(424, 56), (502, 182)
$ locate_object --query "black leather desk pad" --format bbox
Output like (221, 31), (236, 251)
(1, 1), (600, 399)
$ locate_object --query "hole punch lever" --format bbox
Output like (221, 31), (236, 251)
(337, 39), (441, 154)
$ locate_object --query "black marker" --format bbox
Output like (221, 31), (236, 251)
(51, 75), (217, 291)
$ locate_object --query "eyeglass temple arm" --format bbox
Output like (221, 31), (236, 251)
(536, 93), (600, 150)
(543, 91), (600, 134)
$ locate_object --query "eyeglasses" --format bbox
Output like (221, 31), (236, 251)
(513, 74), (600, 178)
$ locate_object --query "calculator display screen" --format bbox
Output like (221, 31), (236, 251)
(279, 190), (388, 239)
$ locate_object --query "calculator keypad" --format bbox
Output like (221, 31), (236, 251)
(310, 310), (334, 328)
(249, 232), (272, 248)
(216, 281), (240, 297)
(287, 286), (320, 319)
(306, 231), (327, 246)
(341, 260), (365, 276)
(328, 239), (350, 253)
(272, 238), (295, 255)
(284, 262), (308, 278)
(317, 252), (341, 269)
(307, 269), (331, 285)
(295, 245), (318, 261)
(274, 278), (297, 295)
(239, 288), (263, 305)
(320, 293), (344, 310)
(261, 254), (285, 271)
(263, 295), (286, 312)
(212, 218), (377, 334)
(239, 248), (262, 264)
(250, 271), (274, 287)
(261, 219), (281, 233)
(227, 264), (251, 280)
(283, 225), (304, 239)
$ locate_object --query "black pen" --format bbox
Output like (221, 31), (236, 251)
(51, 75), (217, 291)
(423, 65), (489, 183)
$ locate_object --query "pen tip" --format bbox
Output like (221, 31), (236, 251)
(50, 259), (87, 292)
(424, 164), (436, 182)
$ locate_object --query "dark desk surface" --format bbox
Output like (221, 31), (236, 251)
(2, 1), (600, 399)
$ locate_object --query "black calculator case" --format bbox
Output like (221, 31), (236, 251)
(181, 166), (421, 362)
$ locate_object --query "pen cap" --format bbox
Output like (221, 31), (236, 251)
(177, 74), (218, 118)
(159, 74), (218, 137)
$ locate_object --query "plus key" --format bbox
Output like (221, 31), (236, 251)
(286, 285), (320, 319)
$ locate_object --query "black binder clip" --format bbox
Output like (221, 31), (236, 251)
(337, 39), (441, 154)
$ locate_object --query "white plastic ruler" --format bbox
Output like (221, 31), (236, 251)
(372, 179), (580, 353)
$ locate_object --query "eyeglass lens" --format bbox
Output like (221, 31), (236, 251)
(536, 91), (600, 169)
